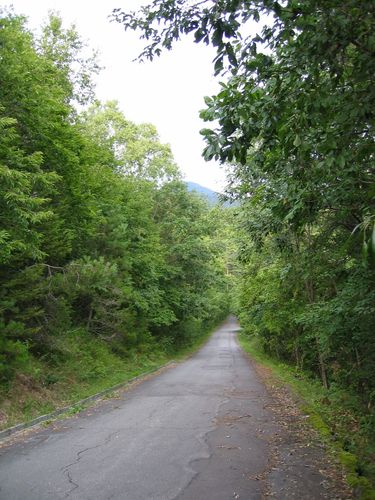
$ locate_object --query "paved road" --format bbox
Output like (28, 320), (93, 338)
(0, 317), (343, 499)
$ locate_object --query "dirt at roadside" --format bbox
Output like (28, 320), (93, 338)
(251, 359), (354, 499)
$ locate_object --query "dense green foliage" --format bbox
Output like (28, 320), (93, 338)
(0, 9), (230, 422)
(115, 0), (375, 487)
(2, 2), (375, 486)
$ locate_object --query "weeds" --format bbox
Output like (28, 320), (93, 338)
(239, 332), (375, 499)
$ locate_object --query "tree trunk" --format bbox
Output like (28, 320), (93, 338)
(86, 306), (93, 330)
(318, 350), (329, 390)
(305, 274), (329, 389)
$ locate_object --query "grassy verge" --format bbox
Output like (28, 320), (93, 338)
(238, 333), (375, 500)
(0, 321), (220, 432)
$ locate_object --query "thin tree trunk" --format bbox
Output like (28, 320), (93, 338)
(318, 350), (329, 390)
(87, 306), (93, 330)
(305, 272), (329, 389)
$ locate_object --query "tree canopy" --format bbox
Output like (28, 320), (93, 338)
(0, 9), (231, 389)
(114, 0), (375, 483)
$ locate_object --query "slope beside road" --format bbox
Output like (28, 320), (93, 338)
(0, 317), (349, 499)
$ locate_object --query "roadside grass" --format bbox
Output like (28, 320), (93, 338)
(0, 320), (222, 433)
(238, 332), (375, 500)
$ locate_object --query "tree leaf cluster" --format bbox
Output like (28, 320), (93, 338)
(115, 0), (375, 483)
(0, 10), (230, 385)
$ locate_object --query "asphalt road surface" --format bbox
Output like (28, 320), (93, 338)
(0, 317), (346, 499)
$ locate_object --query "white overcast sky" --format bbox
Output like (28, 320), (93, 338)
(6, 0), (228, 191)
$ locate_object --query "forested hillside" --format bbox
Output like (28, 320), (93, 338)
(186, 181), (220, 205)
(0, 11), (231, 427)
(115, 0), (375, 491)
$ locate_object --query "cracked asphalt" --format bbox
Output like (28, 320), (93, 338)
(0, 317), (346, 499)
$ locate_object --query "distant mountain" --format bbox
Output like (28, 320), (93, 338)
(185, 181), (221, 205)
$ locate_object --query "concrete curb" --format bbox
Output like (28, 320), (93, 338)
(0, 360), (176, 441)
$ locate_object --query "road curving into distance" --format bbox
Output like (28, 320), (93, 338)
(0, 317), (347, 499)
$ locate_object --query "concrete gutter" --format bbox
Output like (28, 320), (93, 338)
(0, 360), (176, 441)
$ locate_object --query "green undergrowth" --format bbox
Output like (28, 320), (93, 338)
(239, 333), (375, 500)
(0, 320), (220, 432)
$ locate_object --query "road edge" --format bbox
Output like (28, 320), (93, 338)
(0, 318), (229, 442)
(236, 331), (367, 499)
(0, 360), (176, 441)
